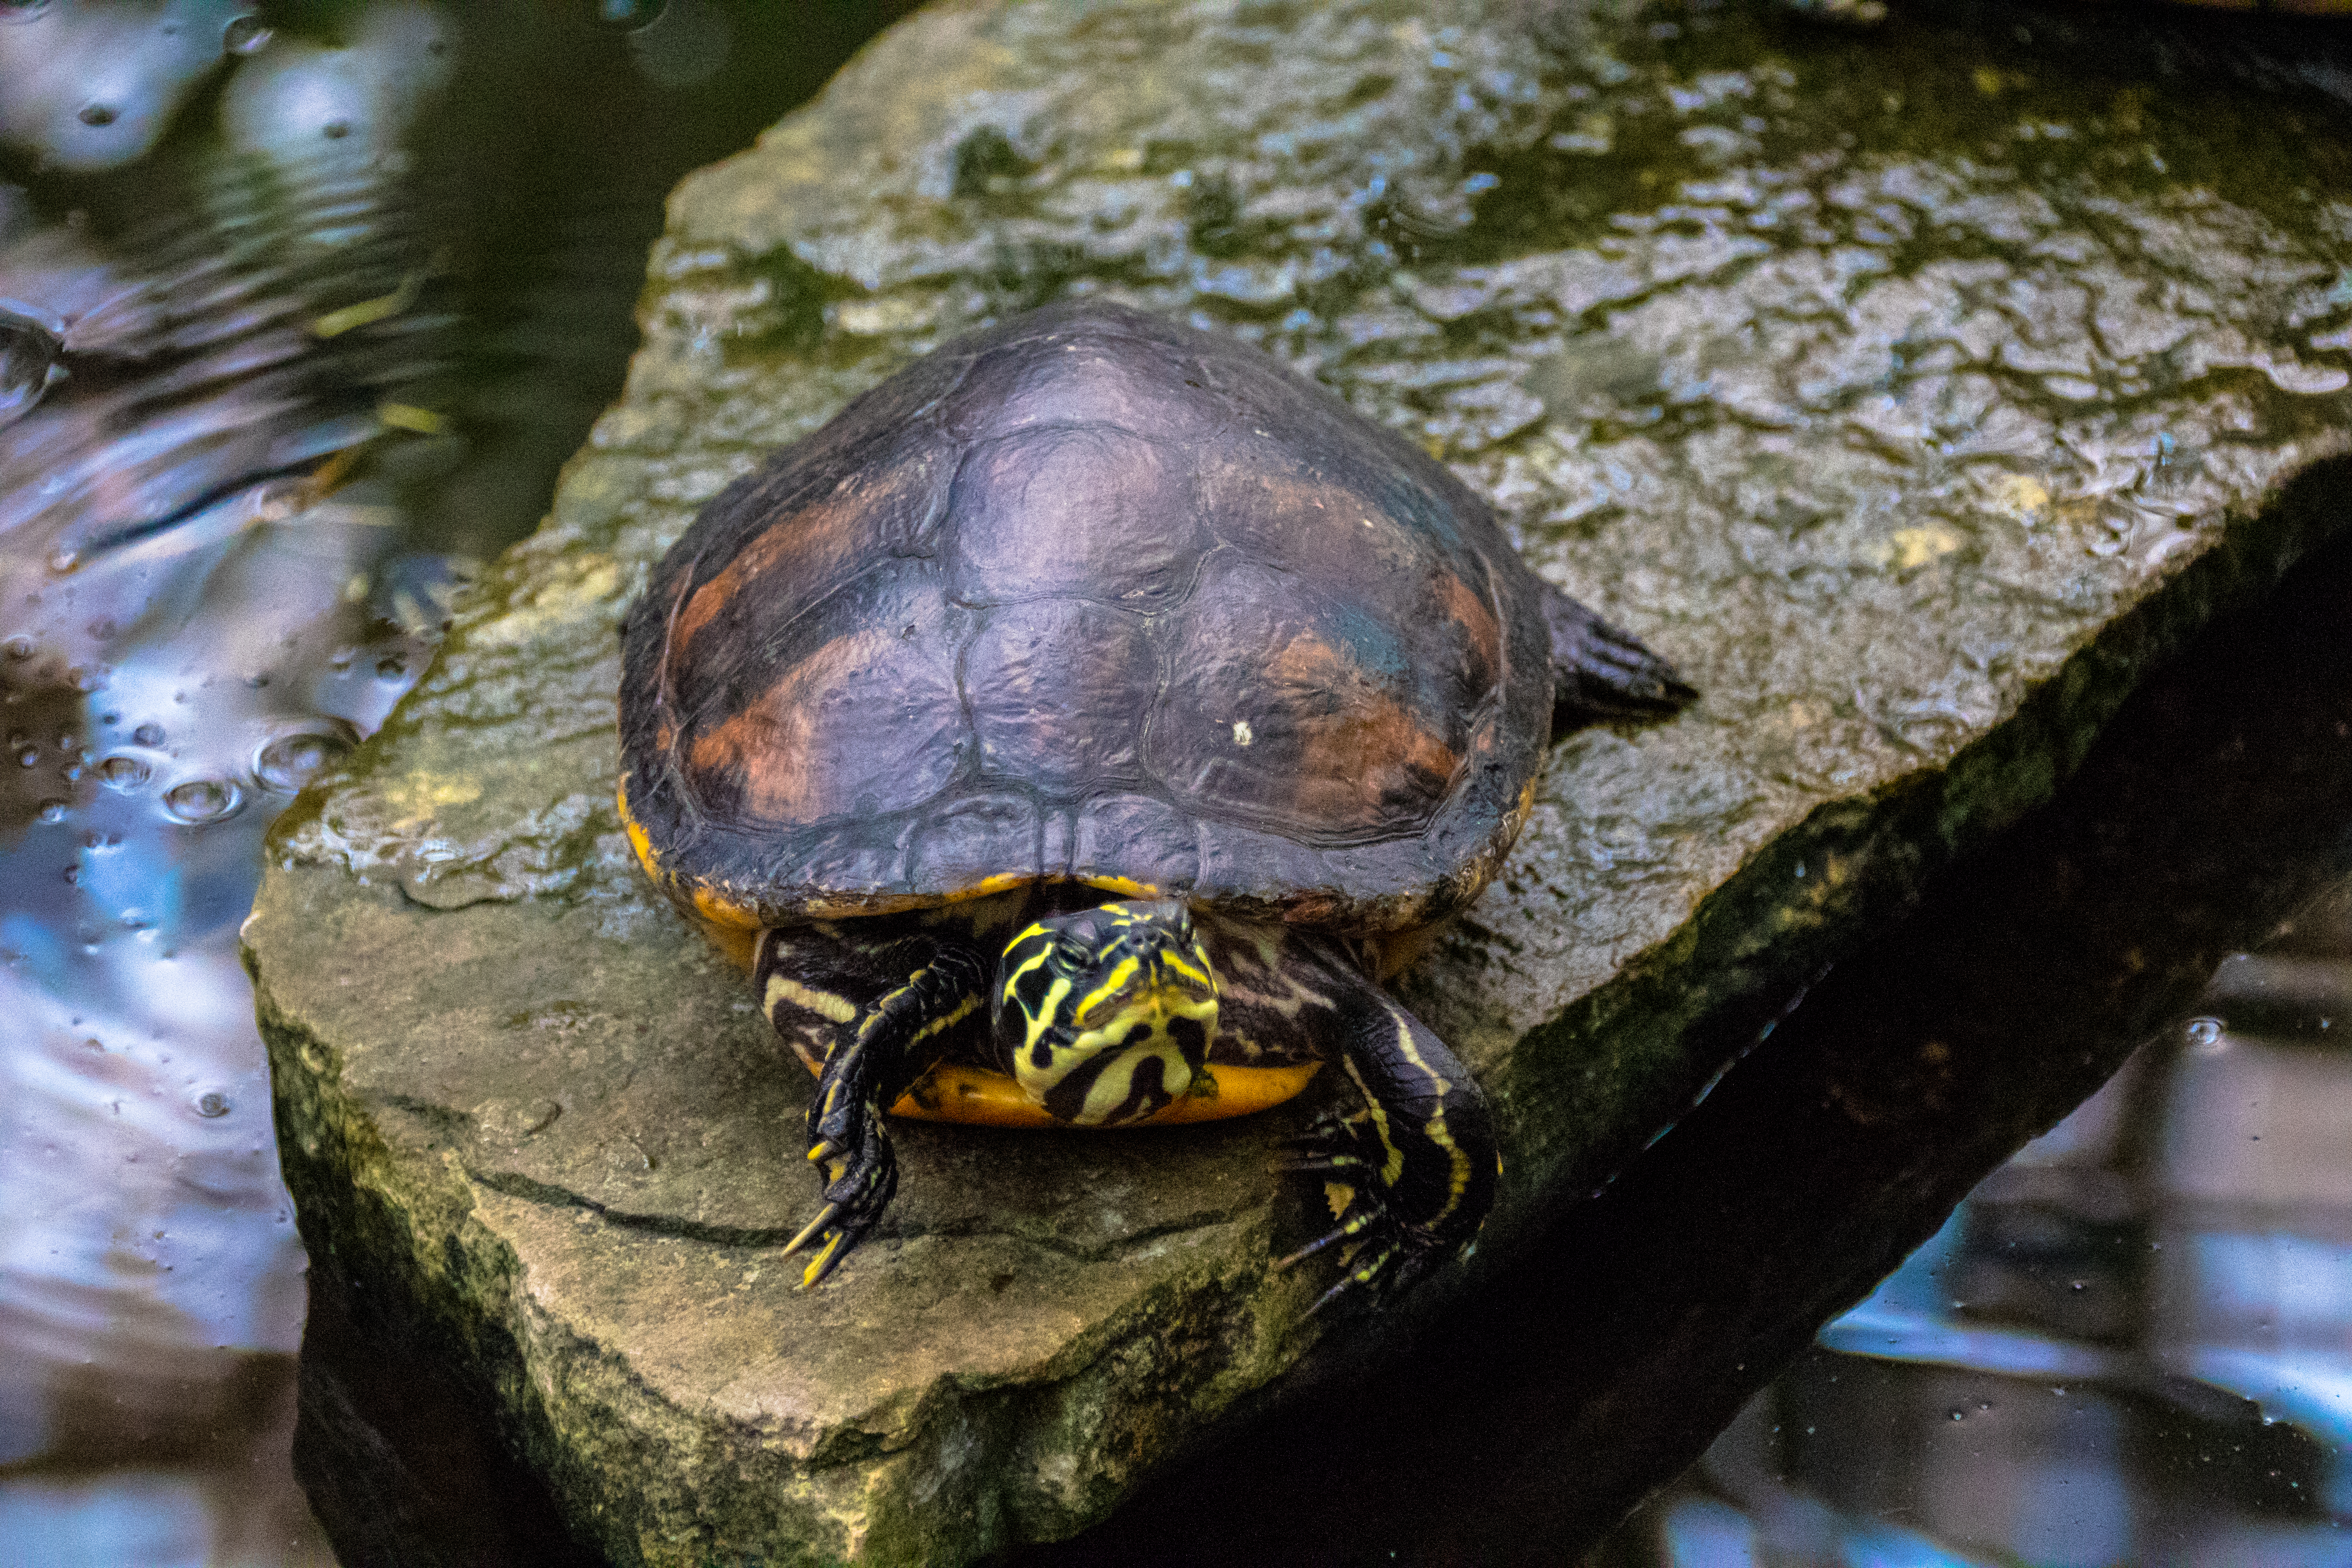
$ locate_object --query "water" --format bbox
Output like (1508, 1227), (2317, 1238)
(1626, 896), (2352, 1566)
(0, 3), (905, 1561)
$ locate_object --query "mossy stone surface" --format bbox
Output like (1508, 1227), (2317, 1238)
(248, 0), (2352, 1561)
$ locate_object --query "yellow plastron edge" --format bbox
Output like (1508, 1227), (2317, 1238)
(870, 1059), (1323, 1127)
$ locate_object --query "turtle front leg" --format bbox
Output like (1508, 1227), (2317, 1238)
(1274, 938), (1500, 1312)
(758, 927), (989, 1286)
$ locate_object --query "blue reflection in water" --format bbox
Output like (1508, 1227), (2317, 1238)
(0, 1), (689, 1560)
(0, 8), (454, 1563)
(0, 2), (262, 176)
(1633, 890), (2352, 1566)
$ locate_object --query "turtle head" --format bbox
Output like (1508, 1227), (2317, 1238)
(991, 899), (1219, 1126)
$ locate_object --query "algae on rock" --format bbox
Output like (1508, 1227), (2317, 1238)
(248, 0), (2352, 1561)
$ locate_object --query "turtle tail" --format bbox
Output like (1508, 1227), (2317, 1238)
(1538, 578), (1697, 727)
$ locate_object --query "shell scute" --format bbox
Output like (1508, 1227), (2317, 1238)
(945, 426), (1208, 608)
(1144, 553), (1481, 843)
(966, 598), (1155, 793)
(904, 790), (1039, 892)
(937, 313), (1228, 447)
(1070, 794), (1197, 891)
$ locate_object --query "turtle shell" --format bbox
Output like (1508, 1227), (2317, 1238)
(618, 301), (1553, 936)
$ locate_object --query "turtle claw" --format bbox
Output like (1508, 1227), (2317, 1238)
(1272, 1111), (1455, 1309)
(784, 1093), (897, 1288)
(782, 1201), (842, 1257)
(1272, 1206), (1377, 1271)
(784, 1166), (893, 1288)
(1305, 1243), (1400, 1317)
(792, 1227), (856, 1290)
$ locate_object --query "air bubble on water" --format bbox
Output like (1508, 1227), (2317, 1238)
(2, 636), (31, 661)
(256, 730), (351, 792)
(594, 0), (671, 27)
(77, 103), (120, 128)
(195, 1091), (230, 1118)
(16, 748), (34, 766)
(2185, 1015), (2226, 1052)
(1949, 1408), (1965, 1421)
(36, 800), (65, 823)
(96, 755), (151, 791)
(162, 777), (242, 824)
(223, 14), (272, 54)
(0, 308), (63, 428)
(376, 656), (406, 679)
(132, 722), (163, 747)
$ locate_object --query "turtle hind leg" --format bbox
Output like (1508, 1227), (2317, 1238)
(760, 927), (989, 1287)
(1271, 939), (1499, 1311)
(1538, 578), (1697, 729)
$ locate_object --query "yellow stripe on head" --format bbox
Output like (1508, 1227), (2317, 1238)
(991, 900), (1222, 1127)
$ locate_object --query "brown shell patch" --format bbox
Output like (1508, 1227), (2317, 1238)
(1146, 556), (1472, 841)
(683, 568), (966, 826)
(673, 444), (945, 657)
(1197, 464), (1503, 696)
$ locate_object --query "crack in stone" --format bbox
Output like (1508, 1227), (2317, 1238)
(466, 1162), (1239, 1263)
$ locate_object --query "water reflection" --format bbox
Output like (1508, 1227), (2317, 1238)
(0, 2), (906, 1560)
(0, 9), (450, 1558)
(0, 3), (265, 175)
(1629, 887), (2352, 1565)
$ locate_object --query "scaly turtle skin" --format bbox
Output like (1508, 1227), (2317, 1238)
(618, 301), (1692, 1306)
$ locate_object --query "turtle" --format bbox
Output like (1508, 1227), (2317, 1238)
(617, 299), (1693, 1307)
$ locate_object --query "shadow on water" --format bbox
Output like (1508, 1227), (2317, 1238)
(0, 3), (909, 1563)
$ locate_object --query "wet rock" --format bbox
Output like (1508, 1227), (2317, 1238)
(245, 0), (2352, 1561)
